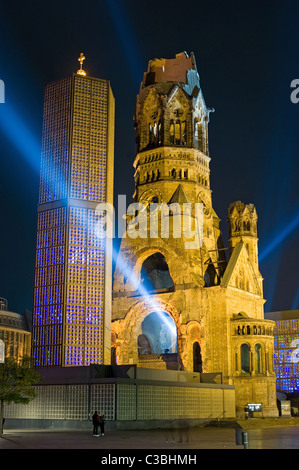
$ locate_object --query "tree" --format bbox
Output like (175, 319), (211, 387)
(0, 356), (41, 436)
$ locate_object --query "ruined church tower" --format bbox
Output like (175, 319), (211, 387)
(112, 52), (278, 417)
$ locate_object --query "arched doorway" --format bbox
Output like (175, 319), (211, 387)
(140, 252), (174, 291)
(193, 341), (202, 373)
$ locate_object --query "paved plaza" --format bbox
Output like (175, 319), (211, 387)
(1, 419), (299, 451)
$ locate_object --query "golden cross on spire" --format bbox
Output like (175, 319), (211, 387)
(77, 52), (86, 76)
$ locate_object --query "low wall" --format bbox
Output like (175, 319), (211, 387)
(3, 365), (236, 428)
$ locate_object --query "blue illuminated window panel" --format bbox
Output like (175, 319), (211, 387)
(280, 379), (294, 393)
(64, 206), (106, 366)
(32, 206), (66, 367)
(280, 364), (293, 376)
(273, 318), (299, 394)
(278, 334), (293, 348)
(293, 364), (299, 378)
(279, 349), (292, 363)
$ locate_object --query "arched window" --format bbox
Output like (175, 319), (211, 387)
(193, 342), (202, 373)
(255, 344), (262, 373)
(197, 123), (204, 152)
(111, 332), (117, 365)
(204, 263), (217, 287)
(149, 121), (162, 146)
(241, 343), (250, 373)
(170, 121), (174, 144)
(234, 220), (240, 232)
(149, 123), (154, 145)
(175, 121), (181, 144)
(158, 122), (162, 144)
(182, 121), (187, 145)
(243, 220), (250, 231)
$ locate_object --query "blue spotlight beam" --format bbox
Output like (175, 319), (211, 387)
(0, 103), (69, 199)
(0, 103), (41, 174)
(259, 212), (299, 263)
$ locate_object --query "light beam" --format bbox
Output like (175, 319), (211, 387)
(259, 212), (299, 262)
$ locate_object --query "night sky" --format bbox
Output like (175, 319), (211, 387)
(0, 0), (299, 315)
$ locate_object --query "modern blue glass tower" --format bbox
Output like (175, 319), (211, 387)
(32, 57), (114, 367)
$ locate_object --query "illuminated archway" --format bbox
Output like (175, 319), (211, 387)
(140, 311), (177, 354)
(113, 297), (182, 366)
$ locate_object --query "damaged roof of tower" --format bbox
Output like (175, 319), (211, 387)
(140, 51), (200, 97)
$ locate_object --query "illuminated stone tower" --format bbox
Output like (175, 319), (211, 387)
(32, 55), (115, 367)
(227, 201), (263, 291)
(112, 52), (278, 417)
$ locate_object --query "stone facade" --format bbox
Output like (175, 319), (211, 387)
(112, 52), (278, 417)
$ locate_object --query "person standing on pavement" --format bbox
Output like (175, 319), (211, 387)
(92, 411), (100, 436)
(99, 411), (105, 436)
